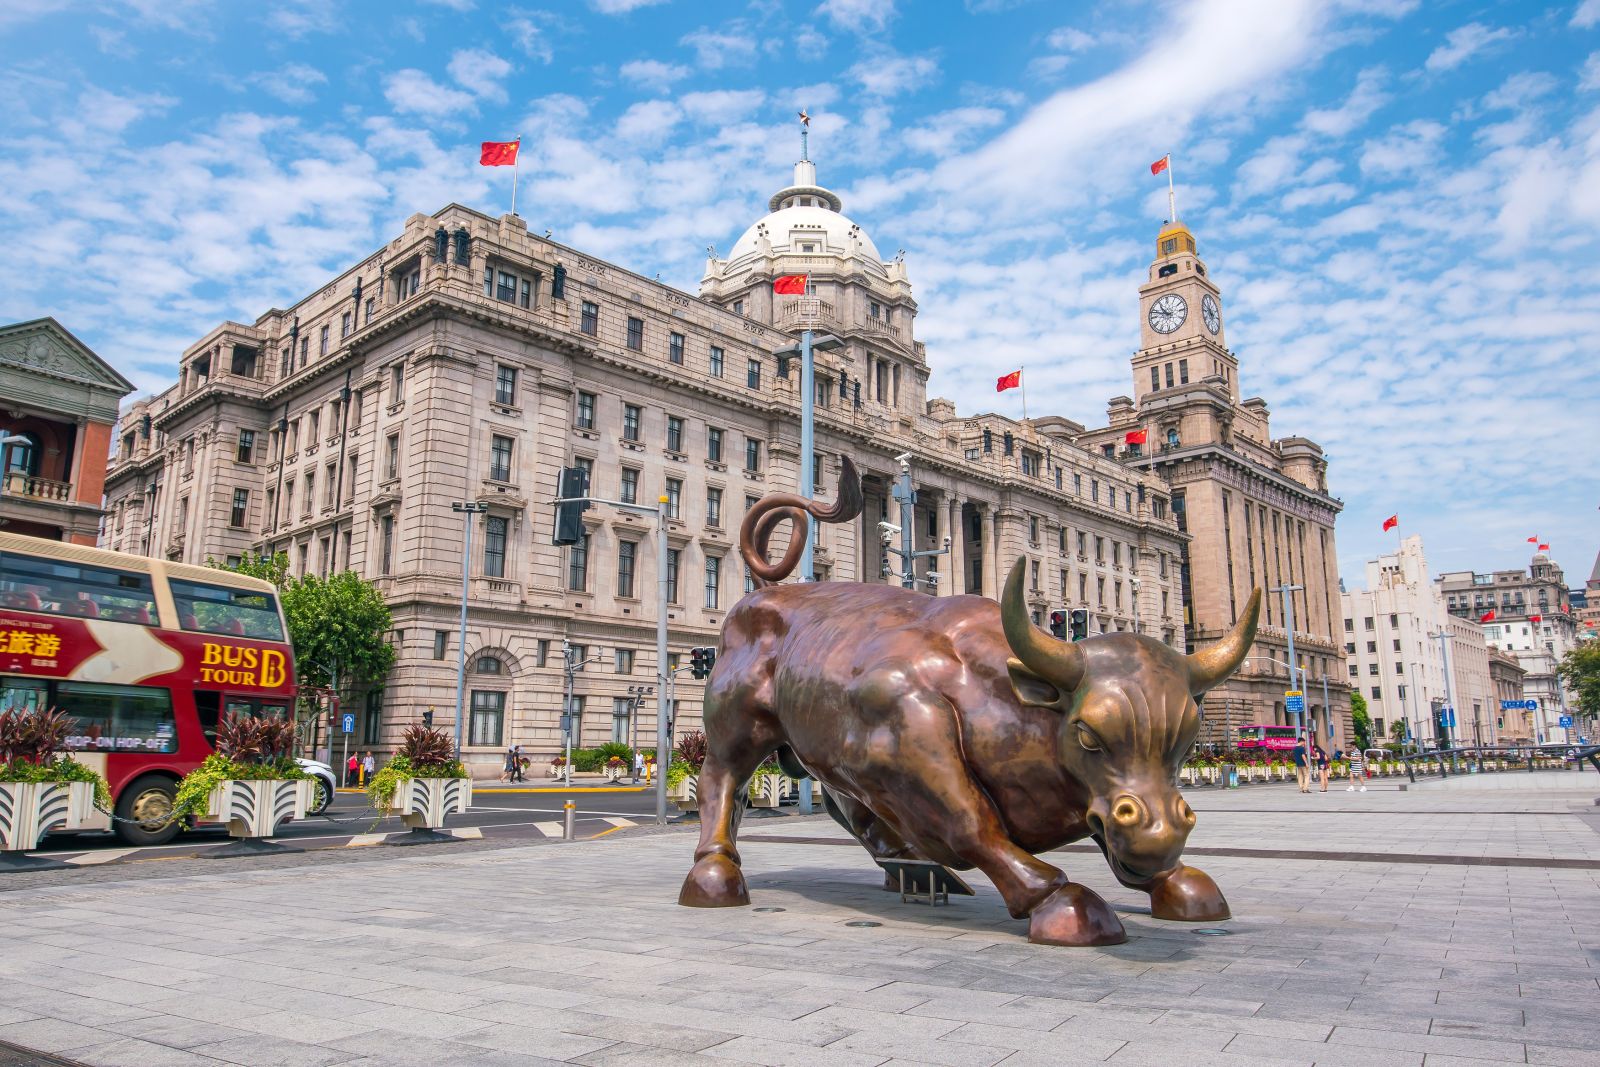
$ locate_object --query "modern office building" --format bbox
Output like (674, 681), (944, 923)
(101, 159), (1188, 772)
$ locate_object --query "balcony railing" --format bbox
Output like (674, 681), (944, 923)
(1, 473), (72, 502)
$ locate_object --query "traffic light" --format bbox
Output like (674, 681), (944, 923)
(1049, 610), (1067, 639)
(1069, 609), (1089, 641)
(553, 466), (591, 545)
(689, 646), (717, 680)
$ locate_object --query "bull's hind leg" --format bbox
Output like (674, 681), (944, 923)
(678, 692), (782, 909)
(823, 788), (928, 891)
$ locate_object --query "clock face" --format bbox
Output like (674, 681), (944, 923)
(1202, 293), (1220, 334)
(1148, 293), (1187, 334)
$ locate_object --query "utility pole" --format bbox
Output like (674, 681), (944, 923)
(886, 453), (949, 592)
(449, 501), (488, 761)
(1271, 583), (1306, 743)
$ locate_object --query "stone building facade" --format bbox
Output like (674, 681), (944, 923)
(0, 318), (132, 545)
(1488, 647), (1529, 739)
(1437, 553), (1582, 742)
(1075, 220), (1348, 750)
(101, 160), (1186, 773)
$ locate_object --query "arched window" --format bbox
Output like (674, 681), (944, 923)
(475, 656), (502, 674)
(2, 433), (40, 476)
(1165, 428), (1180, 448)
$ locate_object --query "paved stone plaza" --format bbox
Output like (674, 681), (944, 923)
(1, 776), (1598, 1067)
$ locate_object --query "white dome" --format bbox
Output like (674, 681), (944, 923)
(727, 203), (882, 266)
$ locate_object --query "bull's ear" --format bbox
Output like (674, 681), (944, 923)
(1007, 657), (1065, 710)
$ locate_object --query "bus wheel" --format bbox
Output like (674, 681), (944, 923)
(114, 776), (180, 846)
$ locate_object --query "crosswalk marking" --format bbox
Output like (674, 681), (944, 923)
(65, 848), (138, 865)
(601, 817), (636, 828)
(534, 821), (565, 836)
(346, 834), (387, 847)
(448, 827), (483, 839)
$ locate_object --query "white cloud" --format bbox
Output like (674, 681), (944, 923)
(902, 107), (1005, 157)
(620, 59), (691, 92)
(447, 48), (513, 102)
(1302, 67), (1389, 137)
(1424, 23), (1512, 74)
(503, 10), (556, 63)
(817, 0), (893, 33)
(1482, 72), (1558, 112)
(422, 0), (474, 9)
(251, 63), (329, 107)
(849, 51), (939, 97)
(1044, 27), (1096, 52)
(1583, 52), (1600, 92)
(1359, 120), (1446, 177)
(680, 27), (757, 70)
(1574, 0), (1600, 28)
(263, 0), (339, 37)
(383, 69), (477, 117)
(678, 89), (765, 125)
(614, 99), (681, 143)
(590, 0), (666, 13)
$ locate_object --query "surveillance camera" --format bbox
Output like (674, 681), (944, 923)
(926, 571), (940, 583)
(942, 535), (952, 550)
(877, 521), (901, 535)
(895, 452), (911, 464)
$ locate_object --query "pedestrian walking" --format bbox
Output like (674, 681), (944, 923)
(361, 751), (375, 786)
(502, 746), (516, 783)
(1292, 739), (1310, 793)
(345, 752), (359, 787)
(1346, 748), (1368, 792)
(632, 750), (645, 783)
(512, 744), (525, 783)
(1313, 744), (1330, 792)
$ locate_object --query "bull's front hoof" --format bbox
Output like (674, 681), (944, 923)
(678, 853), (750, 908)
(1027, 883), (1127, 947)
(1147, 864), (1230, 922)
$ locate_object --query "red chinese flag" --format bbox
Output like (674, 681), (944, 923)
(1479, 610), (1496, 623)
(996, 370), (1021, 392)
(1538, 543), (1549, 551)
(1125, 430), (1148, 445)
(1529, 614), (1543, 625)
(1382, 514), (1398, 532)
(479, 140), (520, 167)
(773, 274), (807, 295)
(1150, 155), (1169, 175)
(1527, 536), (1539, 543)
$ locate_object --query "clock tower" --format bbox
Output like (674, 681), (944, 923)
(1133, 220), (1235, 405)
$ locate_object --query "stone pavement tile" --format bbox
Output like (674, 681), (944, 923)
(976, 1051), (1118, 1067)
(0, 1018), (115, 1054)
(675, 988), (845, 1021)
(824, 1030), (1011, 1067)
(1224, 1033), (1424, 1066)
(1429, 1019), (1599, 1048)
(942, 1021), (1126, 1059)
(1517, 978), (1600, 1001)
(185, 1035), (352, 1067)
(0, 983), (163, 1028)
(905, 997), (1071, 1032)
(0, 1009), (39, 1028)
(1251, 1003), (1428, 1034)
(320, 1033), (558, 1067)
(349, 985), (489, 1014)
(580, 995), (849, 1046)
(1421, 1058), (1533, 1067)
(1149, 1009), (1330, 1042)
(799, 1005), (963, 1042)
(704, 1034), (894, 1067)
(568, 1040), (735, 1067)
(138, 995), (283, 1026)
(225, 1012), (382, 1046)
(59, 1038), (229, 1067)
(1328, 1025), (1527, 1061)
(452, 1024), (617, 1061)
(115, 1015), (257, 1050)
(451, 1003), (730, 1053)
(1106, 1038), (1313, 1067)
(1529, 1043), (1600, 1065)
(338, 1004), (492, 1041)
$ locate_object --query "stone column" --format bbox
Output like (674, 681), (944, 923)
(980, 504), (998, 599)
(946, 496), (965, 597)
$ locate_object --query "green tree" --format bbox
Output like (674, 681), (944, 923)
(1558, 643), (1600, 720)
(1349, 690), (1371, 750)
(1389, 718), (1408, 742)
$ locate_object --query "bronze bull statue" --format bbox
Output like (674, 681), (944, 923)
(678, 458), (1260, 946)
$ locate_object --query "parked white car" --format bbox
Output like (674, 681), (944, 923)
(296, 758), (338, 816)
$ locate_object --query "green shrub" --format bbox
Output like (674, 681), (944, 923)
(172, 753), (308, 828)
(571, 748), (605, 772)
(0, 756), (113, 809)
(596, 741), (633, 764)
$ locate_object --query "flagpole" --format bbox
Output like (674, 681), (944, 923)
(1167, 154), (1177, 222)
(1019, 366), (1027, 421)
(510, 137), (520, 217)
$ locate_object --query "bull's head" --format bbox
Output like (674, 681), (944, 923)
(1000, 559), (1259, 886)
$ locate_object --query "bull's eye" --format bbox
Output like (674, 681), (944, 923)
(1076, 723), (1103, 752)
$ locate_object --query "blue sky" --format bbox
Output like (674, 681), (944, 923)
(2, 0), (1597, 587)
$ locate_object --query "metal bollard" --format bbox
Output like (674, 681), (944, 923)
(562, 799), (577, 841)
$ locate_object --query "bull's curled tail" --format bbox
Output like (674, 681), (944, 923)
(738, 456), (864, 587)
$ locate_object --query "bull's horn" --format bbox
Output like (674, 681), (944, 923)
(1001, 558), (1085, 690)
(1186, 588), (1262, 694)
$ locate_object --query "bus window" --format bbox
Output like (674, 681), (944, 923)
(169, 578), (285, 641)
(0, 551), (158, 624)
(0, 677), (48, 714)
(56, 682), (177, 754)
(195, 690), (221, 747)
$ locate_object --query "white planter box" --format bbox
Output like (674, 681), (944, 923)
(1179, 767), (1196, 786)
(750, 773), (784, 809)
(203, 779), (316, 839)
(667, 774), (699, 813)
(387, 777), (472, 830)
(0, 780), (96, 851)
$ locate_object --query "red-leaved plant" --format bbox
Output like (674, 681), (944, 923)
(0, 706), (73, 766)
(214, 713), (297, 763)
(398, 724), (455, 768)
(675, 729), (707, 770)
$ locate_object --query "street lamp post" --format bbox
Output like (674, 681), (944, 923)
(1270, 583), (1306, 742)
(450, 500), (488, 761)
(774, 328), (843, 584)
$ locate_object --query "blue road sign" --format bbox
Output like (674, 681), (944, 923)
(1445, 708), (1455, 728)
(1499, 699), (1538, 711)
(1284, 691), (1305, 714)
(341, 712), (355, 734)
(1559, 715), (1573, 728)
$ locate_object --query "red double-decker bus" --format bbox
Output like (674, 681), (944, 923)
(0, 532), (298, 844)
(1235, 724), (1300, 751)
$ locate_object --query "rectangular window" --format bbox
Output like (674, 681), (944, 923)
(230, 488), (249, 528)
(303, 472), (315, 513)
(469, 691), (504, 747)
(319, 324), (330, 356)
(620, 467), (639, 504)
(53, 682), (177, 755)
(309, 410), (321, 442)
(704, 555), (721, 610)
(380, 515), (393, 574)
(433, 630), (448, 660)
(340, 311), (351, 339)
(169, 578), (283, 640)
(626, 316), (644, 351)
(666, 548), (680, 604)
(746, 358), (761, 389)
(709, 346), (724, 377)
(706, 486), (722, 527)
(707, 427), (724, 462)
(483, 515), (508, 577)
(666, 415), (683, 453)
(1150, 366), (1160, 391)
(236, 429), (255, 464)
(1178, 358), (1188, 384)
(495, 365), (517, 406)
(536, 639), (549, 667)
(1164, 363), (1174, 388)
(384, 433), (399, 481)
(488, 435), (513, 482)
(362, 689), (382, 745)
(567, 532), (589, 591)
(496, 270), (517, 302)
(390, 364), (404, 402)
(324, 461), (336, 507)
(364, 297), (375, 324)
(581, 301), (599, 335)
(744, 438), (761, 472)
(617, 540), (637, 598)
(669, 332), (685, 364)
(614, 648), (634, 674)
(666, 478), (682, 519)
(623, 404), (641, 441)
(576, 391), (596, 429)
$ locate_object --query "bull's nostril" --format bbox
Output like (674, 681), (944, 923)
(1112, 798), (1140, 826)
(1179, 800), (1195, 825)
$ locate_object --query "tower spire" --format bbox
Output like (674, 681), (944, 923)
(798, 108), (810, 162)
